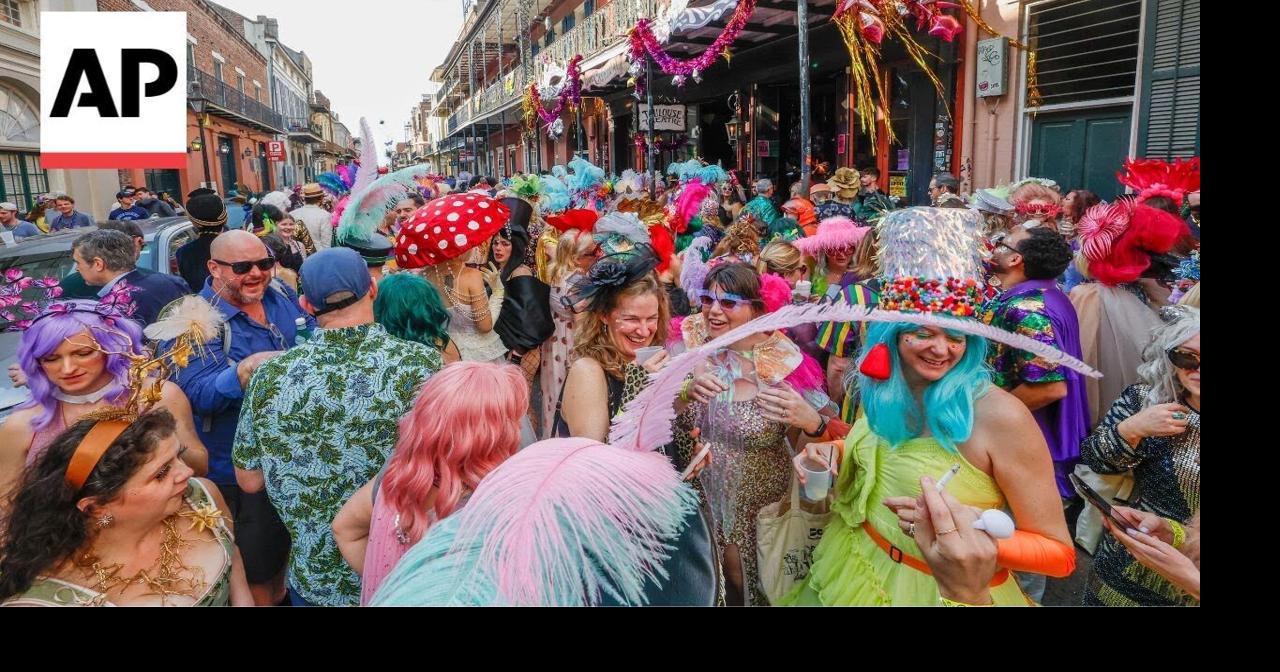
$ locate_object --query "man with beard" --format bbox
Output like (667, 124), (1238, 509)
(170, 229), (315, 606)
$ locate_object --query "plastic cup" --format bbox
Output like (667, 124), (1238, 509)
(799, 457), (832, 502)
(634, 345), (665, 365)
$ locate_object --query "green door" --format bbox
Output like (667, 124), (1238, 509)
(1028, 107), (1130, 201)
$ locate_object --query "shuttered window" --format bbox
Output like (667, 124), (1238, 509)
(1139, 0), (1200, 159)
(1027, 0), (1143, 106)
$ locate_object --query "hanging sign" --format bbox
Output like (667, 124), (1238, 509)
(638, 104), (687, 132)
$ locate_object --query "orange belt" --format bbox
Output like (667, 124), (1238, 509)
(861, 521), (1010, 587)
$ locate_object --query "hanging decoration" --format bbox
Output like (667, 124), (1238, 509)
(831, 1), (965, 146)
(523, 55), (584, 140)
(627, 0), (757, 98)
(634, 134), (691, 153)
(657, 0), (741, 44)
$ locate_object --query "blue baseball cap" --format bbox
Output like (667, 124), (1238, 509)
(300, 247), (372, 316)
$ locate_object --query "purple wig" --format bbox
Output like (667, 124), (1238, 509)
(16, 301), (142, 431)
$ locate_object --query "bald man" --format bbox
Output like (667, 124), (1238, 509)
(171, 228), (315, 606)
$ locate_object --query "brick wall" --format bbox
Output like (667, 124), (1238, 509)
(96, 0), (270, 106)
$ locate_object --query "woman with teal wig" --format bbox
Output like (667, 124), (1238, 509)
(374, 273), (461, 364)
(779, 207), (1081, 606)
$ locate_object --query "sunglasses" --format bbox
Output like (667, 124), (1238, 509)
(213, 256), (275, 275)
(698, 290), (749, 311)
(1167, 348), (1199, 372)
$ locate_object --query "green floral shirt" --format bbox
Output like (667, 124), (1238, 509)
(233, 323), (442, 605)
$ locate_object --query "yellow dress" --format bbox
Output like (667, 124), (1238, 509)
(780, 418), (1032, 606)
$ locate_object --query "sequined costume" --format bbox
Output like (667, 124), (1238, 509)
(688, 388), (791, 606)
(1081, 384), (1200, 606)
(741, 195), (781, 227)
(981, 279), (1090, 498)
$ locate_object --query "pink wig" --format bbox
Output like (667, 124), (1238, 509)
(792, 217), (870, 257)
(381, 362), (529, 542)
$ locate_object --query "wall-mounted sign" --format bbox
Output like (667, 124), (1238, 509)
(889, 175), (907, 198)
(638, 104), (687, 132)
(267, 140), (286, 161)
(837, 133), (847, 155)
(976, 37), (1008, 98)
(757, 139), (773, 157)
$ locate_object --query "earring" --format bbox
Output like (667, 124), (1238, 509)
(96, 512), (114, 528)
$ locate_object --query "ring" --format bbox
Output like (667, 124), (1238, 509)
(936, 527), (959, 535)
(907, 522), (916, 538)
(1172, 411), (1187, 420)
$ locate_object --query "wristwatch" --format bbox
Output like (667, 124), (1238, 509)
(803, 415), (830, 438)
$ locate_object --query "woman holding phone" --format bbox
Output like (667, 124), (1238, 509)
(1081, 306), (1200, 606)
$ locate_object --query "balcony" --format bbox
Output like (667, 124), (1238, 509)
(286, 117), (323, 143)
(189, 67), (285, 134)
(540, 0), (659, 71)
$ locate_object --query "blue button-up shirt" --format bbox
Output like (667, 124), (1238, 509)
(170, 278), (316, 485)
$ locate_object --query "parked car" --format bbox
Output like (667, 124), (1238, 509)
(0, 217), (195, 419)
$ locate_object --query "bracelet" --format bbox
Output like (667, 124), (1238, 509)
(1168, 519), (1186, 549)
(679, 378), (694, 403)
(940, 596), (994, 607)
(803, 415), (830, 438)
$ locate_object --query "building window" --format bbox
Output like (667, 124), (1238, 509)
(1, 0), (22, 28)
(562, 14), (575, 33)
(584, 0), (595, 18)
(237, 75), (245, 93)
(254, 84), (261, 102)
(186, 42), (195, 71)
(0, 152), (48, 209)
(0, 84), (39, 144)
(1027, 0), (1142, 107)
(214, 61), (223, 82)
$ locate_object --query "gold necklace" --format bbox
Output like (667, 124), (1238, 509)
(75, 515), (209, 605)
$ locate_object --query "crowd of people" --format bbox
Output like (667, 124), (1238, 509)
(0, 148), (1199, 607)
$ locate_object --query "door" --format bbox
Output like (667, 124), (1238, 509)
(258, 143), (271, 191)
(218, 136), (238, 193)
(1028, 107), (1131, 201)
(144, 169), (181, 202)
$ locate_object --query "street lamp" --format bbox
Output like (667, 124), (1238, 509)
(189, 81), (213, 189)
(724, 113), (742, 146)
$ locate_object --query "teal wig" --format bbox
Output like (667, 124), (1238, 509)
(856, 321), (991, 452)
(374, 273), (452, 350)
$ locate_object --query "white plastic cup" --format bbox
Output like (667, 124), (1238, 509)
(800, 457), (832, 502)
(634, 345), (665, 365)
(793, 279), (812, 304)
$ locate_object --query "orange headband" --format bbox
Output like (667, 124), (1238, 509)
(64, 420), (130, 490)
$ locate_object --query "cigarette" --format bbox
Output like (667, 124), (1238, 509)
(935, 463), (961, 491)
(681, 446), (711, 481)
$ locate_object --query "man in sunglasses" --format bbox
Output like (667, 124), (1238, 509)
(169, 228), (315, 606)
(71, 229), (191, 327)
(984, 226), (1089, 498)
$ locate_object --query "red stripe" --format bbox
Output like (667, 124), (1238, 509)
(40, 153), (187, 169)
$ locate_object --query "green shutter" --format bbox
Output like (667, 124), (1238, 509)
(1138, 0), (1200, 159)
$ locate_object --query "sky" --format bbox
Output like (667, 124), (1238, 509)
(213, 0), (466, 164)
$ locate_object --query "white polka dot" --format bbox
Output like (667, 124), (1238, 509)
(449, 226), (456, 232)
(484, 216), (492, 223)
(434, 226), (441, 234)
(407, 243), (419, 254)
(446, 212), (460, 222)
(435, 210), (443, 216)
(467, 221), (480, 230)
(416, 223), (427, 232)
(466, 194), (476, 200)
(478, 201), (490, 209)
(467, 209), (474, 214)
(452, 201), (464, 207)
(454, 234), (468, 246)
(438, 240), (449, 249)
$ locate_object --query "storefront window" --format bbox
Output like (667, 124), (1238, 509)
(0, 152), (48, 209)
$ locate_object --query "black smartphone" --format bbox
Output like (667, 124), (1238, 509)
(1069, 473), (1132, 531)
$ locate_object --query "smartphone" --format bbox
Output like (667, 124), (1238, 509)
(1069, 473), (1132, 531)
